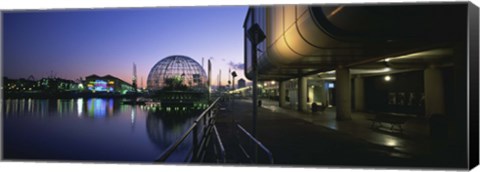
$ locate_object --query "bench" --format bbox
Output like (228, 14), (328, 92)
(369, 113), (408, 133)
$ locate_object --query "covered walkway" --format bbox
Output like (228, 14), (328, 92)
(214, 97), (464, 168)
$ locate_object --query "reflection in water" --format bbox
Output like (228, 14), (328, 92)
(145, 107), (203, 152)
(4, 99), (69, 117)
(85, 98), (118, 118)
(77, 98), (83, 117)
(88, 99), (107, 118)
(27, 99), (32, 112)
(4, 98), (208, 162)
(131, 108), (136, 129)
(5, 98), (208, 150)
(56, 99), (75, 115)
(19, 99), (25, 114)
(3, 98), (125, 119)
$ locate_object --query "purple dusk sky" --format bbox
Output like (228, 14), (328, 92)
(3, 6), (248, 87)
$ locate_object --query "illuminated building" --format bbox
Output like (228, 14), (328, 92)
(84, 75), (134, 94)
(244, 4), (467, 116)
(147, 55), (207, 92)
(243, 5), (476, 166)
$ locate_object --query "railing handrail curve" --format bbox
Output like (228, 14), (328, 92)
(156, 97), (222, 162)
(213, 125), (226, 163)
(236, 124), (274, 164)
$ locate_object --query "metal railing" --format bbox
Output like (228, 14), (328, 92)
(156, 97), (223, 162)
(236, 123), (274, 164)
(212, 125), (226, 163)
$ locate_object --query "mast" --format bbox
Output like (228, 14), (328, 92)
(208, 59), (211, 102)
(133, 63), (137, 92)
(219, 69), (222, 88)
(228, 68), (231, 90)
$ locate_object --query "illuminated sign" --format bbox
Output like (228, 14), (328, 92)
(87, 80), (114, 92)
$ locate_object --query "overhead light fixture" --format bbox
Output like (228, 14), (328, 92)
(384, 75), (391, 82)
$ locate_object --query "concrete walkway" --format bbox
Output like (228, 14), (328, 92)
(259, 99), (432, 157)
(214, 97), (464, 169)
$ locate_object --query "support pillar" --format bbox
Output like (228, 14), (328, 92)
(424, 66), (445, 117)
(279, 81), (286, 107)
(316, 80), (325, 105)
(335, 67), (352, 120)
(297, 77), (308, 112)
(354, 76), (365, 112)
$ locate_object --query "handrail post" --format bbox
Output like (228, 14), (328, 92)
(208, 110), (213, 125)
(210, 109), (214, 120)
(192, 126), (198, 162)
(203, 110), (208, 134)
(204, 110), (208, 125)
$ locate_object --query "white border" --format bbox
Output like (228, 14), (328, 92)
(1, 0), (479, 172)
(0, 0), (476, 10)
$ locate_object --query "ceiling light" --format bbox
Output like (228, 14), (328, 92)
(384, 75), (391, 81)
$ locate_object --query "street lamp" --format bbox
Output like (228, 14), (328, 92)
(246, 15), (266, 163)
(231, 71), (237, 90)
(231, 71), (237, 104)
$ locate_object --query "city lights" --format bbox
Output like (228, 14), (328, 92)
(2, 4), (475, 168)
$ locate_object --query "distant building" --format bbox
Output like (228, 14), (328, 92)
(238, 78), (246, 88)
(84, 75), (134, 94)
(3, 77), (78, 93)
(3, 77), (36, 92)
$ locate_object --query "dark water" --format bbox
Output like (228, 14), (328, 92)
(2, 98), (204, 163)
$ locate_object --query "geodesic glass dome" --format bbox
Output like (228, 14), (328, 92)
(147, 55), (207, 91)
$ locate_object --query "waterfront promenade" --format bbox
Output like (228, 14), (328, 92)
(214, 98), (463, 168)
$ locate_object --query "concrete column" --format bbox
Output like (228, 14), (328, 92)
(297, 77), (308, 112)
(288, 84), (297, 109)
(308, 86), (314, 103)
(354, 76), (365, 112)
(323, 81), (331, 106)
(279, 81), (287, 107)
(424, 66), (445, 117)
(313, 80), (325, 106)
(335, 67), (352, 120)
